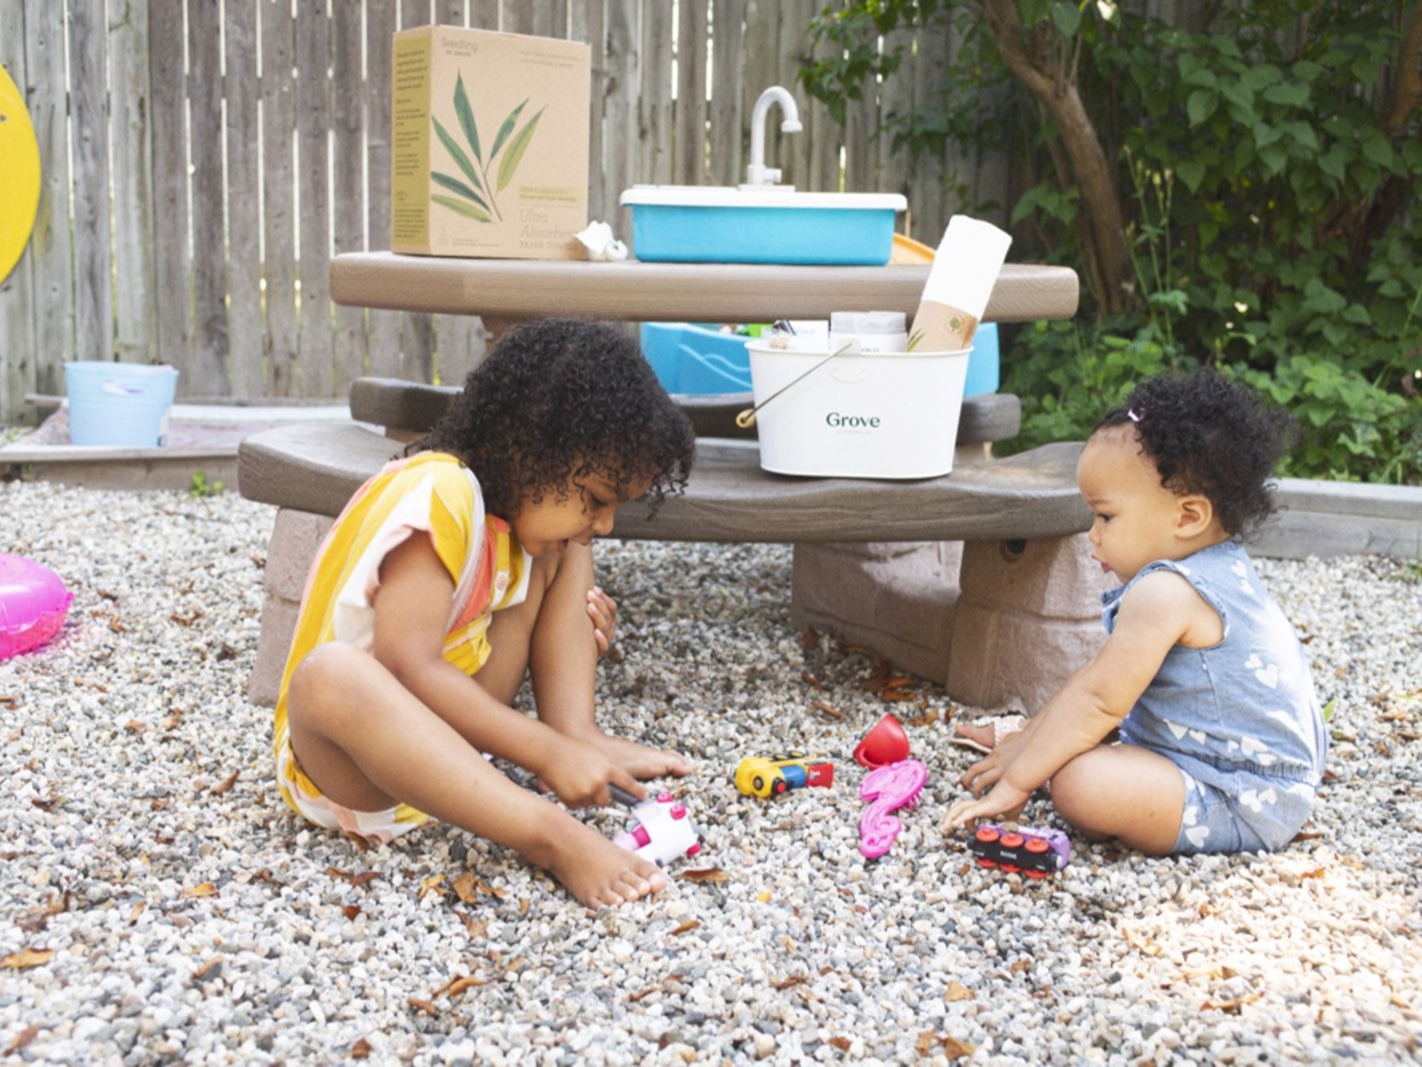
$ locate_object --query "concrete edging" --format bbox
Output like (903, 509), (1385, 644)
(1255, 478), (1422, 561)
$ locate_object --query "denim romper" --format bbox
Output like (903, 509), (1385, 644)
(1104, 541), (1328, 854)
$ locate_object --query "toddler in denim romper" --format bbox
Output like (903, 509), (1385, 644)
(944, 369), (1327, 856)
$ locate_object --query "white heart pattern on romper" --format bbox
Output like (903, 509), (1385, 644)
(1244, 654), (1279, 688)
(1240, 787), (1278, 813)
(1240, 736), (1269, 756)
(1185, 825), (1211, 848)
(1166, 720), (1189, 740)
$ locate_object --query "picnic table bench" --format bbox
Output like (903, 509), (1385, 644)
(238, 255), (1109, 709)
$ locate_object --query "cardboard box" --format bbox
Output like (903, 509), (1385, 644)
(391, 26), (590, 259)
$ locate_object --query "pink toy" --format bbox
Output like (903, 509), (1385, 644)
(612, 791), (702, 867)
(853, 713), (910, 768)
(858, 759), (926, 859)
(0, 553), (72, 660)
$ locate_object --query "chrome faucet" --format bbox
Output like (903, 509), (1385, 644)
(745, 86), (803, 187)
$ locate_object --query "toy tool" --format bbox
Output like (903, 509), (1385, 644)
(966, 823), (1071, 877)
(857, 759), (926, 859)
(853, 713), (910, 768)
(733, 752), (834, 798)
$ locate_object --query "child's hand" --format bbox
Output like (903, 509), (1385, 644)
(588, 586), (618, 657)
(539, 735), (644, 809)
(941, 780), (1031, 835)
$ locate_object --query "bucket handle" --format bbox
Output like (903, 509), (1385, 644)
(735, 341), (858, 429)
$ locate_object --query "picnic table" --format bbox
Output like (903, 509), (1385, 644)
(239, 253), (1106, 710)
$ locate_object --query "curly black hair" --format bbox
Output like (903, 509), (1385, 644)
(410, 318), (695, 519)
(1096, 369), (1297, 541)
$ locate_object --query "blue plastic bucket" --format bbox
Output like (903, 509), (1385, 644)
(64, 362), (179, 447)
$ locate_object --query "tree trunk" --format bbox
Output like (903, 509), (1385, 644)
(982, 0), (1136, 315)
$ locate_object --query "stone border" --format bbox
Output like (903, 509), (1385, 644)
(1256, 477), (1422, 561)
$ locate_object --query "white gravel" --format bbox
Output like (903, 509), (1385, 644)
(1, 480), (1419, 1065)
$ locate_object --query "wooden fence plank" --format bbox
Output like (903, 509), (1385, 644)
(365, 0), (404, 380)
(108, 0), (157, 367)
(226, 1), (265, 398)
(910, 14), (951, 242)
(603, 0), (638, 238)
(708, 0), (745, 187)
(297, 1), (335, 397)
(675, 0), (708, 186)
(261, 0), (300, 396)
(147, 0), (187, 383)
(188, 0), (229, 393)
(775, 0), (813, 189)
(0, 3), (36, 417)
(331, 1), (368, 395)
(67, 0), (112, 367)
(640, 0), (675, 185)
(741, 0), (779, 185)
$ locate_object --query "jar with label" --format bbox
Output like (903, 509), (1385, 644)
(828, 311), (908, 354)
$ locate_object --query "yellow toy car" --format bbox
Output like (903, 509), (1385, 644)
(733, 752), (834, 798)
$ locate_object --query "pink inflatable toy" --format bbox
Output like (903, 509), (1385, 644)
(0, 553), (73, 659)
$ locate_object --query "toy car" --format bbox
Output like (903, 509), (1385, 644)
(967, 823), (1071, 877)
(733, 752), (834, 798)
(612, 792), (702, 867)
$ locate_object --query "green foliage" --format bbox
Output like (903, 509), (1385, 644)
(189, 470), (224, 498)
(803, 0), (1422, 483)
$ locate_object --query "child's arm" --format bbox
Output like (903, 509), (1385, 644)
(943, 571), (1212, 829)
(370, 535), (644, 808)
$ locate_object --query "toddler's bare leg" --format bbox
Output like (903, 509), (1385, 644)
(484, 545), (690, 779)
(1047, 744), (1185, 854)
(284, 642), (666, 909)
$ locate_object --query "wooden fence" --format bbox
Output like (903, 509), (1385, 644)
(0, 0), (1012, 422)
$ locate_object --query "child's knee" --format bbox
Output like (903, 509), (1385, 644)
(288, 641), (366, 713)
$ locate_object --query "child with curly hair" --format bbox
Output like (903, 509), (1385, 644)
(273, 319), (696, 908)
(943, 369), (1327, 855)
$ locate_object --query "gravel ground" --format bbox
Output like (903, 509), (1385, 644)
(1, 480), (1420, 1065)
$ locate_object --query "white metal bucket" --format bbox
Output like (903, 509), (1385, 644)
(745, 342), (971, 479)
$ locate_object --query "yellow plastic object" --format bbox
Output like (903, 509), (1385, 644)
(0, 62), (41, 285)
(890, 232), (936, 265)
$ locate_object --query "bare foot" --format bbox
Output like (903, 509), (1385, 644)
(576, 728), (692, 780)
(525, 812), (668, 909)
(954, 721), (998, 751)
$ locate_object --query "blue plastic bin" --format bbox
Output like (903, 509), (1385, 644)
(964, 322), (1000, 397)
(639, 323), (752, 394)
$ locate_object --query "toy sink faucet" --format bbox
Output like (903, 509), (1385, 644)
(744, 85), (802, 187)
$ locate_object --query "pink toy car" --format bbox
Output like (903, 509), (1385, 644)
(612, 792), (702, 867)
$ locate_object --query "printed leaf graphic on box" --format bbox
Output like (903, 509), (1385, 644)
(391, 26), (589, 259)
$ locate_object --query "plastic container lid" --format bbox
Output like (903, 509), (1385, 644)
(830, 311), (906, 334)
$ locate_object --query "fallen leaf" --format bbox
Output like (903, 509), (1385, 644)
(342, 905), (361, 920)
(829, 1036), (852, 1051)
(451, 872), (479, 903)
(124, 720), (144, 733)
(878, 689), (919, 703)
(407, 998), (438, 1016)
(350, 1037), (373, 1059)
(944, 980), (975, 1002)
(191, 956), (223, 981)
(800, 625), (820, 651)
(943, 1037), (977, 1059)
(771, 974), (806, 990)
(170, 609), (204, 626)
(518, 898), (529, 915)
(1201, 991), (1263, 1013)
(447, 975), (486, 997)
(418, 875), (447, 900)
(183, 882), (218, 898)
(800, 671), (827, 690)
(4, 1027), (39, 1053)
(809, 699), (843, 719)
(679, 867), (728, 883)
(916, 1032), (937, 1055)
(1, 948), (54, 970)
(671, 919), (700, 935)
(210, 771), (239, 796)
(0, 694), (20, 708)
(457, 913), (488, 939)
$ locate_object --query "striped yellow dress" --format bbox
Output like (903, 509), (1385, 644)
(272, 451), (530, 841)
